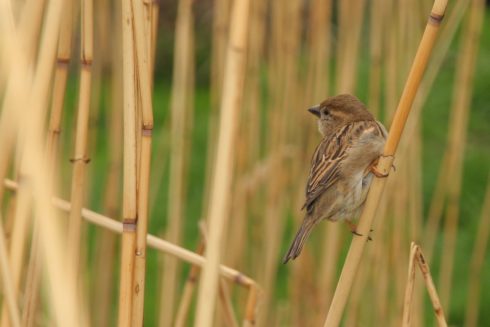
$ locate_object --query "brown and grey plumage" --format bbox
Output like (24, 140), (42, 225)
(283, 94), (387, 263)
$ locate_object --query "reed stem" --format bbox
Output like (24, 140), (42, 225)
(194, 0), (250, 325)
(464, 175), (490, 327)
(67, 0), (93, 283)
(130, 0), (155, 323)
(118, 0), (138, 324)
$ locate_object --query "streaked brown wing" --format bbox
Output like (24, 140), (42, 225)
(303, 121), (379, 213)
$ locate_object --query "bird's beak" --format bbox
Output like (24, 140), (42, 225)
(308, 105), (320, 118)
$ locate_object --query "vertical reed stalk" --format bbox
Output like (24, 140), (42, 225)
(368, 0), (383, 116)
(335, 0), (366, 93)
(174, 240), (205, 327)
(92, 3), (122, 326)
(419, 0), (472, 258)
(402, 243), (447, 327)
(398, 0), (469, 164)
(0, 1), (53, 320)
(21, 2), (75, 324)
(130, 0), (155, 322)
(159, 0), (194, 325)
(2, 0), (82, 323)
(194, 0), (250, 325)
(202, 0), (232, 219)
(1, 1), (72, 325)
(210, 0), (231, 110)
(93, 84), (123, 327)
(0, 215), (20, 326)
(415, 246), (447, 327)
(118, 0), (138, 324)
(243, 284), (258, 327)
(323, 1), (447, 325)
(67, 0), (93, 283)
(261, 0), (301, 324)
(401, 242), (419, 327)
(464, 175), (490, 327)
(438, 0), (484, 309)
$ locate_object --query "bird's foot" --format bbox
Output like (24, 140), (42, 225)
(370, 165), (389, 178)
(369, 155), (396, 178)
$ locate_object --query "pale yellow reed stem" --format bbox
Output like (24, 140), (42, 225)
(159, 0), (194, 325)
(0, 215), (20, 327)
(67, 0), (93, 282)
(174, 241), (205, 327)
(130, 0), (154, 323)
(243, 284), (259, 327)
(438, 0), (484, 309)
(464, 175), (490, 327)
(401, 242), (419, 327)
(402, 243), (447, 327)
(118, 0), (138, 324)
(92, 5), (122, 324)
(1, 0), (83, 323)
(415, 246), (447, 327)
(0, 1), (50, 323)
(21, 2), (75, 319)
(194, 0), (250, 325)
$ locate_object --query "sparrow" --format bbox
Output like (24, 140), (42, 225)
(283, 94), (388, 263)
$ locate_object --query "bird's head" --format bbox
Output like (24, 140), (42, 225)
(308, 94), (374, 137)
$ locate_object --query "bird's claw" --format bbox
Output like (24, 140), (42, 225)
(370, 165), (389, 178)
(370, 155), (396, 178)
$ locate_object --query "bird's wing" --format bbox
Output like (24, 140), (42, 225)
(303, 121), (380, 213)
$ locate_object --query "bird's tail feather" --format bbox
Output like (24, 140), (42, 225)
(283, 219), (316, 264)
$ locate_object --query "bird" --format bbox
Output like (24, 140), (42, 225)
(283, 94), (388, 264)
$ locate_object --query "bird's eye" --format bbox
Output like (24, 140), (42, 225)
(323, 109), (330, 116)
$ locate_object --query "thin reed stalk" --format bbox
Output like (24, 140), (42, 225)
(243, 284), (259, 327)
(21, 227), (41, 327)
(323, 1), (447, 325)
(415, 246), (447, 327)
(402, 243), (447, 327)
(424, 152), (448, 261)
(210, 0), (231, 110)
(46, 0), (75, 175)
(202, 0), (232, 220)
(199, 222), (240, 327)
(1, 0), (83, 324)
(159, 0), (194, 325)
(130, 0), (155, 323)
(367, 0), (384, 116)
(335, 0), (366, 94)
(174, 240), (205, 327)
(0, 216), (20, 327)
(218, 280), (240, 327)
(400, 0), (470, 160)
(0, 2), (50, 317)
(419, 0), (471, 261)
(194, 0), (250, 325)
(2, 1), (74, 325)
(67, 0), (93, 282)
(464, 175), (490, 327)
(438, 0), (484, 309)
(118, 0), (138, 324)
(402, 242), (419, 327)
(261, 0), (301, 324)
(21, 2), (75, 324)
(92, 4), (122, 326)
